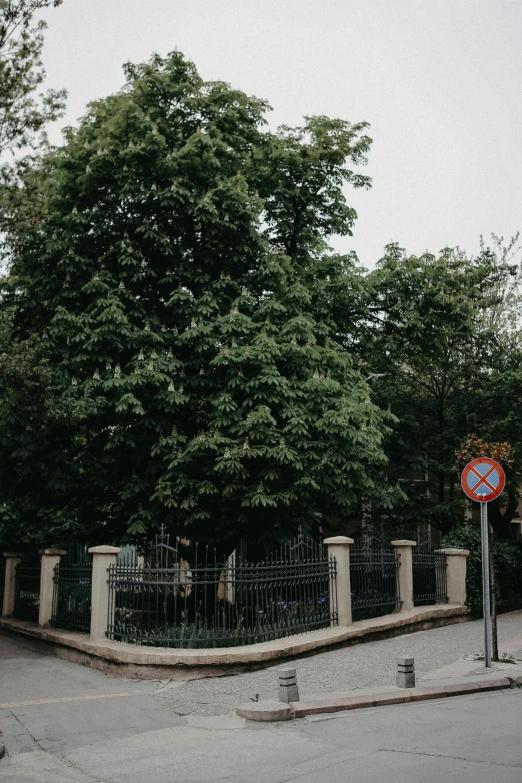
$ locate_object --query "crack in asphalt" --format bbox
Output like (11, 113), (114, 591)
(7, 709), (42, 756)
(3, 709), (109, 783)
(382, 747), (522, 768)
(272, 746), (522, 783)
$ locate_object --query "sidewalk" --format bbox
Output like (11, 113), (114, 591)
(156, 609), (522, 716)
(238, 656), (522, 720)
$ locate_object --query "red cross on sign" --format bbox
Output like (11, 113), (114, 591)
(461, 457), (505, 503)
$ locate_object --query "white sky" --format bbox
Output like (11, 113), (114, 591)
(39, 0), (522, 268)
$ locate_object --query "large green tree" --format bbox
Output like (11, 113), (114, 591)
(0, 51), (397, 548)
(362, 242), (522, 536)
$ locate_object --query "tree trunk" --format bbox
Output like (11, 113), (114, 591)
(362, 501), (372, 545)
(438, 470), (445, 504)
(488, 488), (519, 539)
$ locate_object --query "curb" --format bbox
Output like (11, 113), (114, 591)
(0, 605), (468, 680)
(236, 676), (522, 721)
(236, 701), (292, 721)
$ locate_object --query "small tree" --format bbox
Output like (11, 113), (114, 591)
(455, 434), (517, 661)
(455, 434), (518, 537)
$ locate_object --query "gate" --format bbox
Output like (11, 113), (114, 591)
(51, 544), (92, 634)
(412, 550), (448, 606)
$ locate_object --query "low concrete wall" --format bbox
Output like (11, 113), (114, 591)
(0, 604), (468, 680)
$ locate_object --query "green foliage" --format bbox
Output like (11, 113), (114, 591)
(442, 525), (522, 616)
(0, 305), (99, 547)
(363, 244), (522, 534)
(0, 1), (66, 155)
(0, 51), (398, 547)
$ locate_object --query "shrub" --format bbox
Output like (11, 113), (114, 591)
(442, 525), (522, 616)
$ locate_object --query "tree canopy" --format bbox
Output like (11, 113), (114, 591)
(362, 242), (522, 536)
(0, 51), (398, 549)
(0, 1), (66, 157)
(2, 49), (521, 550)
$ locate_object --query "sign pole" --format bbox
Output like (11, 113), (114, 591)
(480, 499), (492, 668)
(461, 456), (504, 670)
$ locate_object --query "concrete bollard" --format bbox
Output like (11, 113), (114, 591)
(278, 668), (299, 703)
(397, 657), (415, 688)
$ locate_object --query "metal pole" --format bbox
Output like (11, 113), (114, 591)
(480, 501), (492, 667)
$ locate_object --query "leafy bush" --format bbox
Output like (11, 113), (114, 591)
(442, 525), (522, 616)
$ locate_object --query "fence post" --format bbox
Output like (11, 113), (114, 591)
(38, 549), (66, 627)
(391, 540), (416, 612)
(2, 553), (22, 617)
(88, 545), (120, 641)
(324, 536), (353, 627)
(436, 548), (469, 605)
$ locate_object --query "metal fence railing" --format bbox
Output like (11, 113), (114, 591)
(0, 556), (6, 611)
(350, 546), (401, 622)
(106, 533), (337, 648)
(13, 555), (41, 622)
(412, 551), (448, 606)
(51, 544), (92, 634)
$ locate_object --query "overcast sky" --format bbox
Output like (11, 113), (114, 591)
(39, 0), (522, 268)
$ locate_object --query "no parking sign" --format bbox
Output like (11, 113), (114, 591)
(460, 456), (505, 668)
(461, 457), (505, 502)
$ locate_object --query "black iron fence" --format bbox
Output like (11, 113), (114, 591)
(0, 556), (5, 610)
(412, 550), (448, 606)
(51, 544), (92, 634)
(350, 545), (401, 622)
(107, 534), (337, 648)
(14, 555), (41, 622)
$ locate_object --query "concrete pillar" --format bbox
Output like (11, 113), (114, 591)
(2, 554), (22, 617)
(437, 548), (469, 606)
(38, 549), (66, 627)
(391, 540), (417, 612)
(324, 536), (353, 627)
(88, 545), (120, 641)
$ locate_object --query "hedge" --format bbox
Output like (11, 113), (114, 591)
(442, 525), (522, 617)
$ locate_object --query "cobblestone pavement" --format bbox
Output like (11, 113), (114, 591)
(156, 611), (522, 716)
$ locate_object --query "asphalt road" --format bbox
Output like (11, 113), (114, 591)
(1, 617), (522, 782)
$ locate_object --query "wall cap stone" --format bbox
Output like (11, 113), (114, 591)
(3, 553), (22, 558)
(437, 548), (470, 557)
(391, 540), (417, 547)
(323, 536), (354, 546)
(88, 545), (121, 554)
(39, 549), (66, 556)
